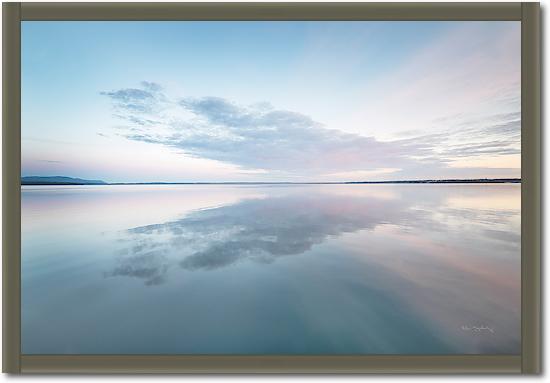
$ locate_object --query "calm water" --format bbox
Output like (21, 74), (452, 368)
(21, 184), (520, 354)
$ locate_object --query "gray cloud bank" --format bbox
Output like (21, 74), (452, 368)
(101, 82), (520, 179)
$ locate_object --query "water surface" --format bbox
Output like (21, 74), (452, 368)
(22, 184), (521, 354)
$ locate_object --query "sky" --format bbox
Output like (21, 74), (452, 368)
(21, 21), (521, 183)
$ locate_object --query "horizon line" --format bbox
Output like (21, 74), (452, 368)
(20, 176), (522, 185)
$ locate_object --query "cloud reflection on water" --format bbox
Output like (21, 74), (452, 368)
(107, 186), (519, 286)
(107, 192), (414, 284)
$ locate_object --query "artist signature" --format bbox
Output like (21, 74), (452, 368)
(460, 325), (494, 334)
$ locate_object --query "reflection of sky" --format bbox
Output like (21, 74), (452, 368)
(22, 184), (520, 354)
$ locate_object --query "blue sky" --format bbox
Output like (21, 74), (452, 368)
(22, 21), (520, 182)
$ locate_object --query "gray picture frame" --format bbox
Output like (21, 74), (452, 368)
(3, 2), (540, 374)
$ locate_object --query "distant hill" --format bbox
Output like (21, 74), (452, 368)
(21, 176), (107, 185)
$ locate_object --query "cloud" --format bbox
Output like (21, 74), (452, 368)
(101, 84), (428, 175)
(392, 110), (521, 172)
(101, 81), (520, 179)
(100, 81), (165, 114)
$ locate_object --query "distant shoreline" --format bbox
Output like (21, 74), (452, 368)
(21, 178), (521, 186)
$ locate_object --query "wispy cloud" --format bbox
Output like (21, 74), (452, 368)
(397, 111), (521, 160)
(101, 80), (520, 180)
(100, 81), (167, 115)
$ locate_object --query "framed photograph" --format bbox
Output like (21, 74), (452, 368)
(3, 2), (540, 374)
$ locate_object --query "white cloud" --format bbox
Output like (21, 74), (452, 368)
(101, 78), (520, 180)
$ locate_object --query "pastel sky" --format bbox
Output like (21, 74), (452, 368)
(22, 21), (520, 183)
